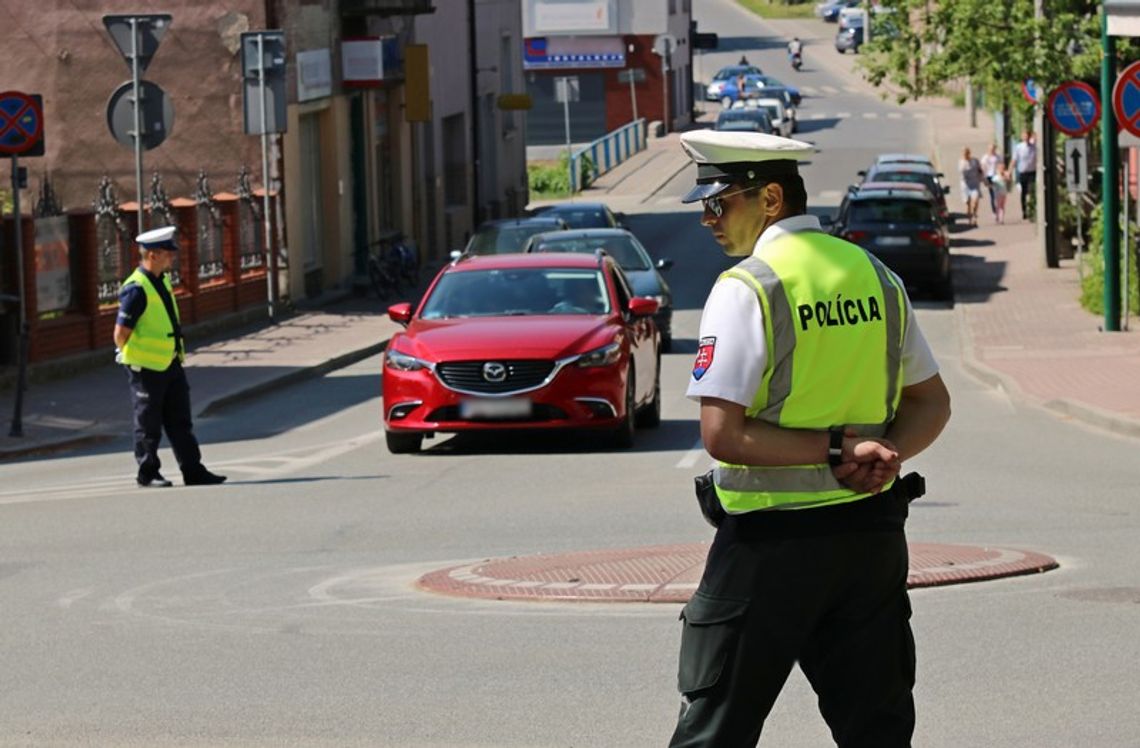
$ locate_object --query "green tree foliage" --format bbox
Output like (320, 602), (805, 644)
(858, 0), (1115, 105)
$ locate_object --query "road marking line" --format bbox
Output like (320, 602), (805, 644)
(862, 112), (879, 119)
(676, 439), (706, 468)
(836, 112), (851, 119)
(821, 85), (840, 94)
(887, 112), (904, 119)
(843, 85), (862, 94)
(912, 112), (928, 119)
(806, 112), (825, 120)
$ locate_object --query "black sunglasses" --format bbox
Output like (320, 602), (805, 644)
(702, 184), (765, 217)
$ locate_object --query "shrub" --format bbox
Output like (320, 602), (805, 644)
(1079, 203), (1140, 315)
(527, 151), (596, 199)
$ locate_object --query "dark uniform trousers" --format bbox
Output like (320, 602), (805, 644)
(669, 490), (915, 748)
(127, 359), (202, 476)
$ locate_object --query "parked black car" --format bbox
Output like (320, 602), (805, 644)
(859, 162), (952, 225)
(524, 228), (675, 351)
(826, 186), (952, 300)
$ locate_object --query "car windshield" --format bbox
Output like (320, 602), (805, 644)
(467, 224), (556, 255)
(530, 235), (651, 271)
(541, 206), (610, 228)
(420, 268), (611, 319)
(850, 200), (935, 224)
(869, 171), (938, 192)
(717, 111), (772, 128)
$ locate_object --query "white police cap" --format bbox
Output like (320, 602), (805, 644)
(136, 225), (179, 252)
(680, 130), (814, 203)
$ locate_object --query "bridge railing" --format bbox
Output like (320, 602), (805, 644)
(569, 119), (647, 193)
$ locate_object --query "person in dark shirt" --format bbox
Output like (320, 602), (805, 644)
(114, 226), (226, 488)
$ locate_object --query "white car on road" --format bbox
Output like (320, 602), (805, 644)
(733, 97), (795, 137)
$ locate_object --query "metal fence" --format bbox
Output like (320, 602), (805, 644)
(569, 119), (647, 193)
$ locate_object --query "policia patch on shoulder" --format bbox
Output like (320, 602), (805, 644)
(692, 336), (716, 380)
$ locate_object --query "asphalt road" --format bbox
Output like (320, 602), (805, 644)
(0, 2), (1138, 746)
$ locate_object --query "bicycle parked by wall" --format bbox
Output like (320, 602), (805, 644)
(368, 231), (420, 300)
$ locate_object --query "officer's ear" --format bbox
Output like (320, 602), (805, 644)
(760, 181), (785, 220)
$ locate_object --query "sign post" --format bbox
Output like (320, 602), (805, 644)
(555, 76), (579, 191)
(102, 14), (172, 233)
(617, 67), (645, 125)
(0, 90), (45, 438)
(241, 30), (287, 320)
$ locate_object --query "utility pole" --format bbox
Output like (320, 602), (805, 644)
(1101, 6), (1121, 330)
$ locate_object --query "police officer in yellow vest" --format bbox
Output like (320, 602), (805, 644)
(114, 226), (226, 488)
(669, 131), (951, 747)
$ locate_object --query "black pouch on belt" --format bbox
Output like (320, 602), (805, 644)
(694, 470), (726, 528)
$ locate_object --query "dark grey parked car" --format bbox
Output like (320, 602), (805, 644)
(524, 228), (675, 351)
(464, 217), (568, 255)
(532, 202), (624, 230)
(826, 187), (952, 300)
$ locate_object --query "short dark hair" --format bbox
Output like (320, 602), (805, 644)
(769, 173), (807, 214)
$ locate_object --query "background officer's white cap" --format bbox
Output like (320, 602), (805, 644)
(679, 130), (814, 203)
(136, 225), (179, 252)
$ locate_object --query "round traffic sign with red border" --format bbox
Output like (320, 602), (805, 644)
(1113, 60), (1140, 137)
(0, 91), (44, 156)
(1047, 81), (1101, 137)
(1022, 79), (1042, 105)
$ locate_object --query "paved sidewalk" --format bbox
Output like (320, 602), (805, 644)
(926, 99), (1140, 438)
(0, 296), (404, 460)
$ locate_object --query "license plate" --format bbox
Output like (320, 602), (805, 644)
(459, 397), (532, 419)
(877, 236), (911, 247)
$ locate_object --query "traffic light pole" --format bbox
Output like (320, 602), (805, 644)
(8, 155), (28, 437)
(1101, 8), (1120, 331)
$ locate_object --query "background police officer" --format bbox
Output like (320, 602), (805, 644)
(669, 131), (951, 747)
(114, 226), (226, 488)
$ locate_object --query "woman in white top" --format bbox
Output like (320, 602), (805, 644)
(980, 143), (1002, 217)
(958, 146), (985, 227)
(991, 163), (1010, 224)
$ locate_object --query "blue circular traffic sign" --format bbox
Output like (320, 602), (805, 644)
(0, 91), (43, 156)
(1022, 79), (1042, 105)
(1047, 81), (1100, 137)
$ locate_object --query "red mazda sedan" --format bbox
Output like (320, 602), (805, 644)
(382, 252), (661, 453)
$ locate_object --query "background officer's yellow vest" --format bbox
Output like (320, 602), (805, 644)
(714, 232), (907, 513)
(119, 269), (181, 371)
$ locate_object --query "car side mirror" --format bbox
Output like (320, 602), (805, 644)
(388, 302), (413, 326)
(656, 258), (674, 271)
(857, 170), (867, 178)
(819, 214), (834, 227)
(449, 250), (463, 260)
(628, 296), (659, 317)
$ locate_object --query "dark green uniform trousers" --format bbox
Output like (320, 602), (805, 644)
(669, 492), (915, 748)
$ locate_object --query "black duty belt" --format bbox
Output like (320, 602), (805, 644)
(694, 470), (926, 536)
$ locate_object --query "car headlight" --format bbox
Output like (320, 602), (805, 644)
(385, 349), (430, 372)
(576, 341), (622, 368)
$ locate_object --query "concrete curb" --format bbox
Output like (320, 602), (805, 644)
(196, 340), (389, 418)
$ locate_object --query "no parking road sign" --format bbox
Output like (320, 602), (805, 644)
(0, 91), (44, 157)
(1113, 61), (1140, 137)
(1048, 81), (1100, 137)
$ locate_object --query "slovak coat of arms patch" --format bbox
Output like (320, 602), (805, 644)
(692, 336), (716, 380)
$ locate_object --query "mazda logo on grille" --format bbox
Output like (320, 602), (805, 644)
(482, 362), (508, 382)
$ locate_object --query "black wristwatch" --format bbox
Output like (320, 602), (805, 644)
(828, 428), (844, 467)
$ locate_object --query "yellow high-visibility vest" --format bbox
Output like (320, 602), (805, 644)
(713, 231), (908, 513)
(118, 269), (181, 371)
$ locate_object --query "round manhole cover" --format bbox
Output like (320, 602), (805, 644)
(417, 543), (1058, 603)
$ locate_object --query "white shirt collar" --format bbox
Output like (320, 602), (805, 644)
(752, 214), (823, 254)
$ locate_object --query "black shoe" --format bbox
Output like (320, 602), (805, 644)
(183, 468), (227, 486)
(138, 471), (174, 488)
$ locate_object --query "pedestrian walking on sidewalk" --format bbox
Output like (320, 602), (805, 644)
(959, 146), (985, 226)
(980, 142), (1002, 216)
(668, 129), (951, 748)
(114, 226), (227, 488)
(1012, 129), (1037, 219)
(992, 163), (1011, 224)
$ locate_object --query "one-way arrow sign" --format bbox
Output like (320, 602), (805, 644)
(102, 14), (172, 74)
(1064, 138), (1088, 194)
